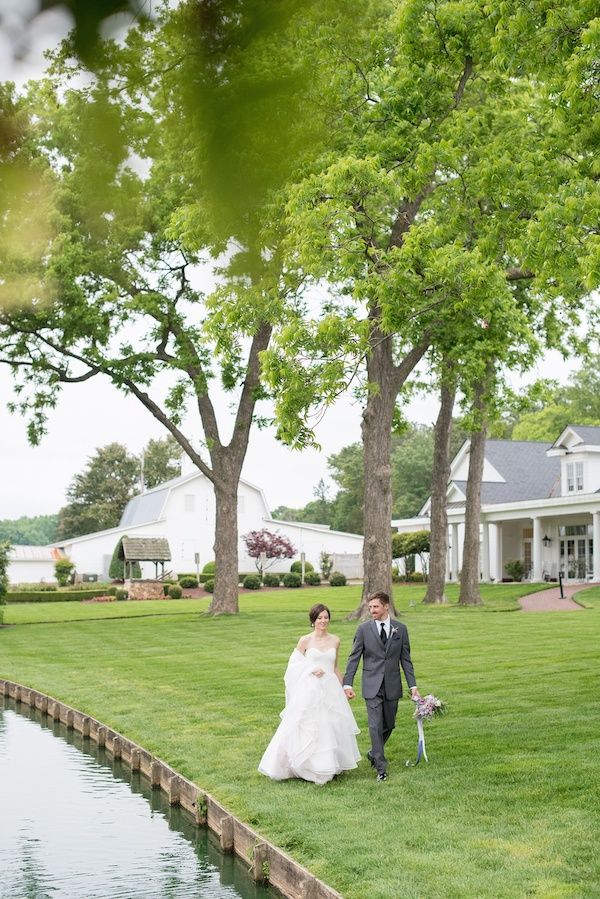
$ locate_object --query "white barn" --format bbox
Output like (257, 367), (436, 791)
(393, 424), (600, 584)
(51, 462), (363, 580)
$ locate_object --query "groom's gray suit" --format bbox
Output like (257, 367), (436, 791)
(343, 618), (416, 775)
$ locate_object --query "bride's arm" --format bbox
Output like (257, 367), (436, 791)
(296, 634), (309, 654)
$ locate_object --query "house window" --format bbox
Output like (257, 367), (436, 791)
(184, 494), (195, 513)
(576, 462), (584, 491)
(559, 524), (592, 537)
(566, 463), (574, 492)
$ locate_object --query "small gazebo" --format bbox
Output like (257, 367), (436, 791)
(118, 536), (172, 599)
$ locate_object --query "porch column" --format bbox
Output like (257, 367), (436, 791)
(532, 517), (543, 581)
(481, 520), (491, 582)
(451, 523), (459, 582)
(593, 511), (600, 583)
(494, 523), (503, 582)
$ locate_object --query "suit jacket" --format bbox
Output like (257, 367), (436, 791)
(343, 618), (416, 701)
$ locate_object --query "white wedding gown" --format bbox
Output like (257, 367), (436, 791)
(258, 647), (361, 785)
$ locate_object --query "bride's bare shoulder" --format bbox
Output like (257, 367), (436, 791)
(296, 633), (312, 651)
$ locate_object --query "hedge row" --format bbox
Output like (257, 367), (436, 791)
(6, 587), (118, 603)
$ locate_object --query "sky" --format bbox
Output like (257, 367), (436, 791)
(0, 3), (582, 522)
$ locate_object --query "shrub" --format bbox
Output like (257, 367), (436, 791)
(168, 584), (183, 599)
(163, 583), (171, 596)
(408, 571), (424, 583)
(6, 588), (118, 603)
(202, 561), (216, 574)
(263, 573), (281, 587)
(115, 588), (128, 601)
(290, 560), (314, 574)
(304, 571), (321, 586)
(282, 572), (302, 588)
(329, 571), (347, 587)
(203, 578), (215, 593)
(179, 575), (198, 588)
(243, 574), (262, 590)
(505, 559), (524, 582)
(319, 551), (333, 581)
(54, 557), (75, 587)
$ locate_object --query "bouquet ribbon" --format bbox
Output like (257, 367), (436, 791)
(405, 694), (446, 767)
(406, 717), (428, 767)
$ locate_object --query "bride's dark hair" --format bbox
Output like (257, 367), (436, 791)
(309, 603), (331, 625)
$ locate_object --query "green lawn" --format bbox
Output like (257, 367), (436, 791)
(2, 583), (598, 899)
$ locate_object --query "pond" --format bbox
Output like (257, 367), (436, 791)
(0, 698), (277, 899)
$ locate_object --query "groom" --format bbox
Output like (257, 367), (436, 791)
(343, 591), (420, 781)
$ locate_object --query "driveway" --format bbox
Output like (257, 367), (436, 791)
(519, 583), (594, 611)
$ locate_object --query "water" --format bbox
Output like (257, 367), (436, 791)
(0, 699), (277, 899)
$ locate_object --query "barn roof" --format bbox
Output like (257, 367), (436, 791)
(117, 536), (171, 562)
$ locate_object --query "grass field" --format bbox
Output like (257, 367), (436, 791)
(1, 583), (598, 898)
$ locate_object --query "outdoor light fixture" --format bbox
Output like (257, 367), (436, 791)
(542, 534), (551, 547)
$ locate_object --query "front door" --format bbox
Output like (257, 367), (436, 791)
(560, 537), (594, 579)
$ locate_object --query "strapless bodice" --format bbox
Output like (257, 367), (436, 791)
(305, 646), (336, 673)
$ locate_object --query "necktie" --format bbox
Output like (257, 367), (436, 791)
(380, 623), (387, 645)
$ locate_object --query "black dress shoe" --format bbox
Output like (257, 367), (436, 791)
(376, 771), (387, 781)
(366, 751), (376, 769)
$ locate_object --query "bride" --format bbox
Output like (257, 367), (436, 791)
(259, 603), (361, 785)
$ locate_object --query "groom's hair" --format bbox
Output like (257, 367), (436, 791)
(369, 591), (390, 605)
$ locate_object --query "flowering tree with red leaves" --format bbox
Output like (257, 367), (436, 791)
(242, 529), (296, 577)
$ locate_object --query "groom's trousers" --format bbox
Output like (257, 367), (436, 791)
(366, 685), (398, 775)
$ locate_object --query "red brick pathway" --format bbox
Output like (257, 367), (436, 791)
(519, 582), (595, 612)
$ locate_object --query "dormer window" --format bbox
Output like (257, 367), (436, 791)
(566, 461), (584, 492)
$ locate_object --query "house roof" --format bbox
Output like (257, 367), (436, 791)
(118, 536), (171, 562)
(552, 425), (600, 448)
(451, 439), (561, 504)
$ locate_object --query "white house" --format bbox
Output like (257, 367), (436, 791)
(7, 545), (67, 585)
(51, 458), (364, 580)
(392, 424), (600, 584)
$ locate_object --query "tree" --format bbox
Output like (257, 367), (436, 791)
(458, 377), (490, 606)
(55, 444), (141, 540)
(424, 376), (456, 603)
(271, 479), (334, 528)
(266, 0), (597, 619)
(242, 529), (296, 578)
(0, 1), (361, 615)
(142, 436), (182, 490)
(0, 514), (58, 546)
(0, 540), (9, 625)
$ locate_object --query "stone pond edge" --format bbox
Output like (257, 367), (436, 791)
(1, 679), (343, 899)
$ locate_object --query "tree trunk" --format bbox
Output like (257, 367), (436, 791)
(423, 379), (456, 603)
(353, 354), (397, 619)
(209, 472), (240, 615)
(458, 381), (487, 606)
(348, 322), (430, 620)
